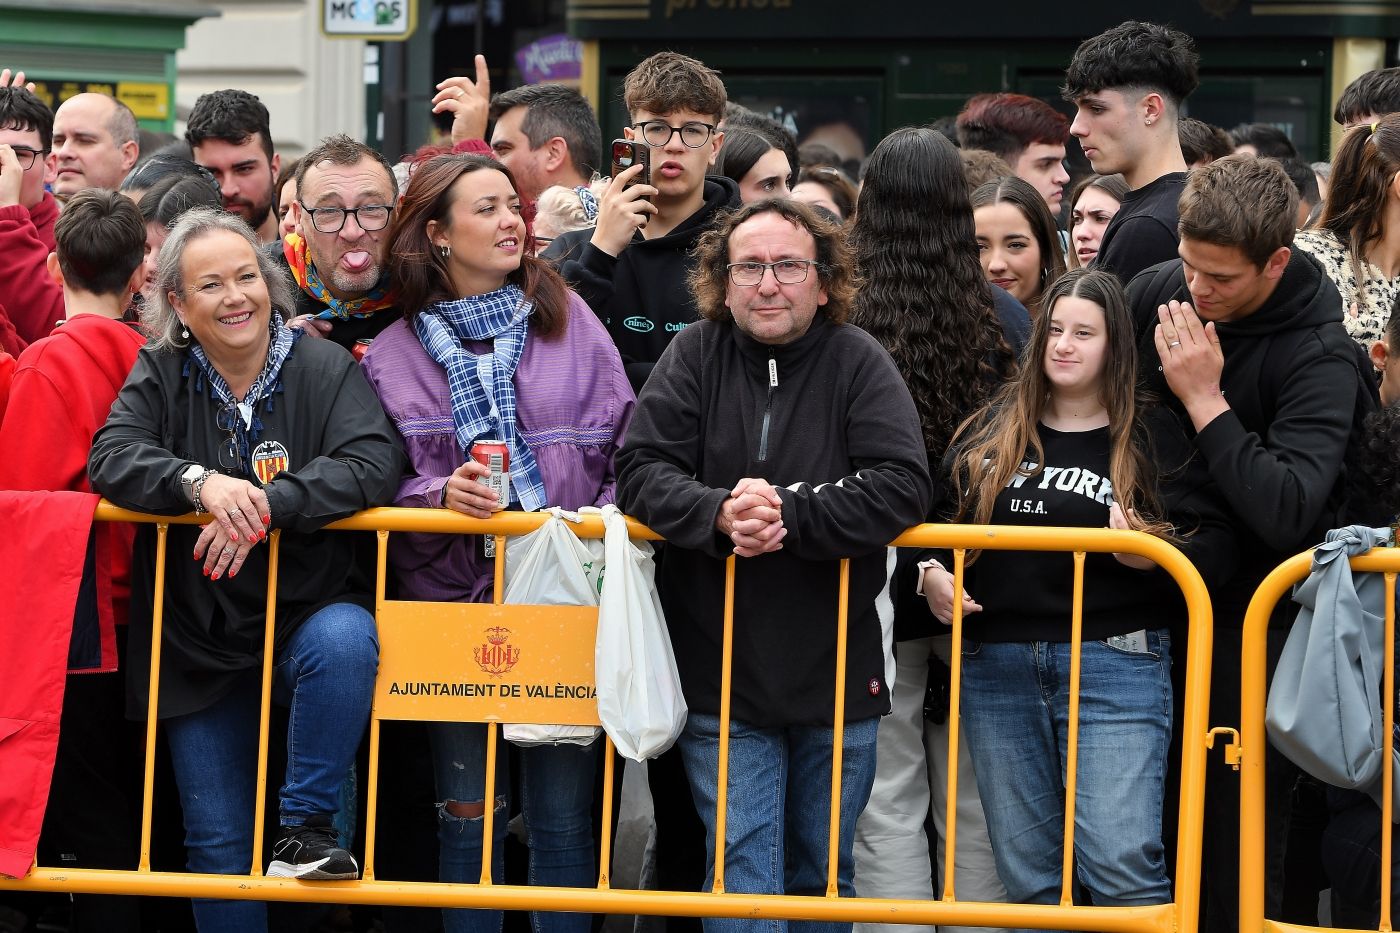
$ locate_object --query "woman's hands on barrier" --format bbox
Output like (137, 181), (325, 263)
(193, 520), (260, 580)
(922, 563), (982, 626)
(199, 473), (271, 544)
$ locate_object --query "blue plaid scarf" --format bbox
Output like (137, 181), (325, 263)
(413, 285), (547, 512)
(186, 311), (299, 479)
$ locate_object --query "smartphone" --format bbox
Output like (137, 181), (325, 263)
(610, 138), (650, 189)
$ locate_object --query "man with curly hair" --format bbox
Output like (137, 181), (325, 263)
(1064, 20), (1199, 283)
(617, 198), (931, 930)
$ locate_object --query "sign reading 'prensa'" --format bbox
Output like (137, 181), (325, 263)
(373, 601), (601, 726)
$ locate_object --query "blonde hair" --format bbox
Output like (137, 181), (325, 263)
(534, 179), (607, 241)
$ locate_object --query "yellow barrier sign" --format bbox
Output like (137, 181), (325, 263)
(374, 600), (600, 725)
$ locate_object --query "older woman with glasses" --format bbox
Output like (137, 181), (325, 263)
(89, 207), (404, 933)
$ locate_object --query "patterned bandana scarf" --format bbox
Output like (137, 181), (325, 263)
(413, 285), (547, 512)
(187, 312), (300, 479)
(575, 185), (599, 223)
(283, 232), (397, 321)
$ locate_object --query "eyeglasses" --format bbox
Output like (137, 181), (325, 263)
(633, 120), (716, 149)
(9, 146), (48, 170)
(726, 259), (820, 287)
(298, 202), (394, 234)
(215, 403), (248, 474)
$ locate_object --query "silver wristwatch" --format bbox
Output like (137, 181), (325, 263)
(180, 464), (206, 504)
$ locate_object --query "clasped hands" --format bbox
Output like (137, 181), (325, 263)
(715, 477), (785, 557)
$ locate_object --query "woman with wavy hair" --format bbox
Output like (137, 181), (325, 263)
(924, 269), (1232, 909)
(972, 174), (1066, 315)
(1295, 114), (1400, 348)
(361, 152), (633, 933)
(847, 125), (1029, 932)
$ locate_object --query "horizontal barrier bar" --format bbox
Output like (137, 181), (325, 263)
(8, 869), (1176, 932)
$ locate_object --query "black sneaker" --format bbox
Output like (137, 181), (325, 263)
(267, 816), (359, 880)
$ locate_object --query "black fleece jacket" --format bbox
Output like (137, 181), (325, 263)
(1127, 249), (1373, 618)
(616, 316), (931, 727)
(543, 176), (741, 393)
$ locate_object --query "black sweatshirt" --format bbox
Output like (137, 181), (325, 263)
(1127, 249), (1373, 619)
(543, 176), (741, 393)
(616, 316), (932, 727)
(89, 337), (405, 718)
(1094, 172), (1187, 285)
(920, 410), (1235, 643)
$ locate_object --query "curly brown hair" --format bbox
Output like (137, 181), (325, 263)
(688, 198), (859, 328)
(623, 51), (726, 123)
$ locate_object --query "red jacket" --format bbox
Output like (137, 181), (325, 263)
(0, 314), (146, 646)
(0, 350), (13, 419)
(0, 193), (63, 347)
(0, 490), (99, 878)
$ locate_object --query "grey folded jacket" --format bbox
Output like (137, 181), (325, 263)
(1267, 524), (1398, 815)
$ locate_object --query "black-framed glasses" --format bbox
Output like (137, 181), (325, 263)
(633, 120), (716, 149)
(9, 146), (48, 170)
(298, 202), (394, 234)
(726, 259), (819, 287)
(215, 403), (248, 474)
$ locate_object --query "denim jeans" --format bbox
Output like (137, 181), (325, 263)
(164, 602), (379, 933)
(959, 632), (1173, 908)
(429, 722), (599, 933)
(678, 711), (880, 933)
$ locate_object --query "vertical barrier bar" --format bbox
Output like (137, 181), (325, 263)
(479, 530), (508, 885)
(942, 548), (968, 901)
(363, 529), (391, 881)
(1384, 572), (1396, 933)
(137, 524), (170, 872)
(1059, 551), (1086, 907)
(825, 560), (851, 897)
(714, 556), (737, 894)
(249, 531), (282, 877)
(598, 737), (616, 889)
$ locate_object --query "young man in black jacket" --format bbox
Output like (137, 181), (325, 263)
(543, 52), (740, 393)
(1127, 155), (1373, 933)
(617, 199), (931, 927)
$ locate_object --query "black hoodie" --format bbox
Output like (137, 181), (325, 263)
(1127, 249), (1374, 618)
(542, 176), (741, 392)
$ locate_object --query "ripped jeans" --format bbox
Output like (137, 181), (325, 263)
(428, 722), (599, 933)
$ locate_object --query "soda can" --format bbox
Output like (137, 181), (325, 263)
(471, 440), (510, 558)
(352, 339), (373, 362)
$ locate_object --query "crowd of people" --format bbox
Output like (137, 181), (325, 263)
(1, 16), (1400, 933)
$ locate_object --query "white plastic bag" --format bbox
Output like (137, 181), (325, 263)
(595, 504), (687, 760)
(501, 508), (604, 747)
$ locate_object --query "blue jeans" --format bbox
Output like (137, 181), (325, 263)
(429, 722), (599, 933)
(164, 602), (379, 933)
(678, 712), (880, 933)
(959, 633), (1173, 908)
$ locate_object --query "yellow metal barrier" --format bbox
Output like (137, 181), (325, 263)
(0, 505), (1213, 933)
(1239, 548), (1400, 933)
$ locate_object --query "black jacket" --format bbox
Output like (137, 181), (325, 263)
(543, 176), (741, 392)
(1127, 249), (1374, 618)
(616, 316), (932, 727)
(89, 336), (405, 718)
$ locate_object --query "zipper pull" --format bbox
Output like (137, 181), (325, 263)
(768, 355), (778, 388)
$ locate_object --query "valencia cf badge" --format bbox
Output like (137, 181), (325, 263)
(868, 678), (881, 696)
(252, 440), (290, 485)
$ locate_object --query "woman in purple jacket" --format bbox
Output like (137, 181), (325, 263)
(362, 153), (634, 933)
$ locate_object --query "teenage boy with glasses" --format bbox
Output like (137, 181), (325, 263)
(0, 85), (60, 348)
(544, 51), (740, 393)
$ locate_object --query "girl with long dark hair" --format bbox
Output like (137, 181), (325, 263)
(923, 269), (1232, 908)
(972, 175), (1065, 315)
(361, 153), (634, 933)
(847, 125), (1030, 930)
(713, 128), (793, 204)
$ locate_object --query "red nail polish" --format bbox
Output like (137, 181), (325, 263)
(203, 568), (210, 577)
(262, 514), (271, 525)
(230, 532), (239, 542)
(229, 570), (237, 578)
(211, 573), (219, 581)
